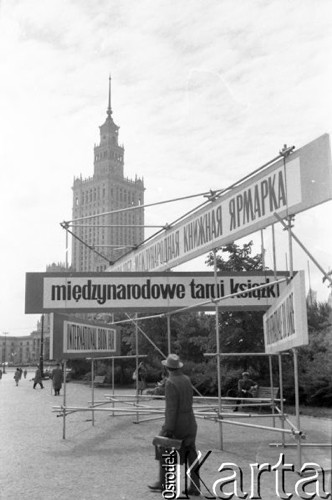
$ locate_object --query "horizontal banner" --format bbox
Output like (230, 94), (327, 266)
(263, 271), (308, 353)
(26, 271), (289, 313)
(50, 313), (121, 360)
(108, 134), (332, 272)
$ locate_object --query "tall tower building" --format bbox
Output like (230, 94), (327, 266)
(71, 78), (145, 272)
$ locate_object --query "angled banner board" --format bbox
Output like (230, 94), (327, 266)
(108, 134), (332, 272)
(263, 271), (308, 354)
(50, 313), (121, 360)
(26, 271), (289, 313)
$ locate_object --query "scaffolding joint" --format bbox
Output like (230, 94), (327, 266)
(60, 221), (70, 230)
(322, 270), (332, 287)
(281, 214), (295, 231)
(204, 190), (218, 202)
(279, 144), (295, 158)
(292, 429), (306, 440)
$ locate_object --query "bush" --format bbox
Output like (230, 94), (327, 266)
(68, 360), (91, 379)
(308, 384), (332, 406)
(183, 361), (252, 397)
(282, 384), (308, 405)
(187, 361), (218, 395)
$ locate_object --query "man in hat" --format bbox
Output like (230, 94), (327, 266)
(233, 371), (258, 412)
(148, 354), (200, 496)
(51, 363), (63, 396)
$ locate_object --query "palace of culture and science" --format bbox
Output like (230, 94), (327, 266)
(71, 77), (145, 272)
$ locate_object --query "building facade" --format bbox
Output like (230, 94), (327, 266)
(0, 323), (50, 366)
(71, 78), (145, 272)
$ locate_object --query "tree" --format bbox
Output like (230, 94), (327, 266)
(205, 241), (267, 377)
(293, 301), (332, 406)
(205, 241), (263, 271)
(306, 300), (331, 333)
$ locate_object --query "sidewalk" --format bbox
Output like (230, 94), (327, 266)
(0, 368), (331, 500)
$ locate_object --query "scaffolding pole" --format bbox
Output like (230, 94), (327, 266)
(214, 249), (223, 450)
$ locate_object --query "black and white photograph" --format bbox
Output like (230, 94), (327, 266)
(0, 1), (331, 499)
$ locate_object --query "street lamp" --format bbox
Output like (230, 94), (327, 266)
(2, 332), (8, 374)
(39, 315), (44, 377)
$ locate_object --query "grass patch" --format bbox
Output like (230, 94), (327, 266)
(284, 404), (332, 419)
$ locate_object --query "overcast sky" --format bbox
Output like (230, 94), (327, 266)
(1, 0), (332, 336)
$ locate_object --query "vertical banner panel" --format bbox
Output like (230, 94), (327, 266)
(263, 271), (308, 353)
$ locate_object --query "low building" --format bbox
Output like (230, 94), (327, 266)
(0, 322), (50, 366)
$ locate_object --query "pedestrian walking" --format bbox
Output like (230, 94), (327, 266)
(133, 361), (147, 395)
(14, 368), (21, 387)
(33, 365), (44, 389)
(23, 369), (27, 379)
(0, 368), (2, 379)
(148, 354), (200, 496)
(51, 363), (63, 396)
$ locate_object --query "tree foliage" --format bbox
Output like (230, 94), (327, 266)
(70, 242), (332, 406)
(205, 241), (263, 271)
(205, 241), (268, 380)
(284, 301), (332, 406)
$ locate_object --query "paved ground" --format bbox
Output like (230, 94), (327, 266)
(0, 368), (331, 500)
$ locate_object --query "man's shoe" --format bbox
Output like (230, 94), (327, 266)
(148, 482), (163, 491)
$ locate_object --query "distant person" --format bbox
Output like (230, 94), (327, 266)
(14, 368), (21, 387)
(19, 368), (23, 379)
(133, 361), (147, 395)
(0, 368), (2, 379)
(137, 361), (147, 395)
(51, 363), (63, 396)
(33, 365), (44, 390)
(233, 371), (258, 412)
(23, 369), (27, 379)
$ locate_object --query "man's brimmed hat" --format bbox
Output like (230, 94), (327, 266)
(162, 354), (183, 369)
(242, 371), (250, 376)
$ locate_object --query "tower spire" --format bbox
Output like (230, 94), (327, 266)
(107, 75), (112, 117)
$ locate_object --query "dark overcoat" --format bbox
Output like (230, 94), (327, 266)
(34, 368), (42, 383)
(52, 368), (63, 391)
(161, 370), (197, 448)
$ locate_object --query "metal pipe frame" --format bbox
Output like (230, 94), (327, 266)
(204, 417), (295, 435)
(214, 249), (223, 451)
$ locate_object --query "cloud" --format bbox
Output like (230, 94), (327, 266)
(1, 0), (332, 335)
